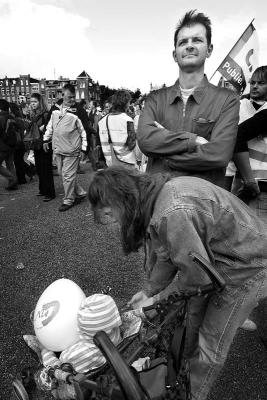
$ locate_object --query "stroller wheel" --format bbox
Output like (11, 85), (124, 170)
(12, 379), (30, 400)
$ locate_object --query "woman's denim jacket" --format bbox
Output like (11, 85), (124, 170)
(144, 177), (267, 297)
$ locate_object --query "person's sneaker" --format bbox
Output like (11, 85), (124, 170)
(58, 203), (73, 212)
(241, 318), (257, 331)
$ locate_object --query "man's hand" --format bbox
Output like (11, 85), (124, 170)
(43, 143), (50, 152)
(196, 136), (209, 145)
(237, 179), (260, 203)
(127, 290), (154, 309)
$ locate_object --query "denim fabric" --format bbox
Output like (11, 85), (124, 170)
(145, 177), (267, 296)
(144, 176), (267, 400)
(55, 154), (86, 205)
(190, 270), (267, 400)
(248, 192), (267, 224)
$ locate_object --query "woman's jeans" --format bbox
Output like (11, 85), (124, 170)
(184, 270), (267, 400)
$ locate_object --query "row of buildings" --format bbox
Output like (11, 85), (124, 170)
(0, 71), (101, 106)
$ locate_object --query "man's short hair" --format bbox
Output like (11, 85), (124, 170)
(252, 66), (267, 83)
(63, 83), (76, 94)
(0, 99), (10, 112)
(174, 9), (212, 48)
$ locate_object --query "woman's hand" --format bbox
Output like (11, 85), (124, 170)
(128, 290), (154, 309)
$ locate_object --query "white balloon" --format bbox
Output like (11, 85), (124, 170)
(33, 279), (86, 351)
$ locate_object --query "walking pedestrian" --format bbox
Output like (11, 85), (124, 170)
(98, 90), (136, 169)
(43, 84), (88, 212)
(29, 93), (55, 201)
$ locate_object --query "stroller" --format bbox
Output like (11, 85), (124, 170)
(12, 252), (225, 400)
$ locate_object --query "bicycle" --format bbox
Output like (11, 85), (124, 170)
(12, 252), (225, 400)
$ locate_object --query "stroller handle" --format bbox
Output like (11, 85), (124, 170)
(189, 252), (225, 291)
(94, 331), (150, 400)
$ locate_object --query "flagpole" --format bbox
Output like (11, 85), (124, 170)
(209, 18), (255, 81)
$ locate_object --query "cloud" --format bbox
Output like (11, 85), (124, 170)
(0, 0), (94, 80)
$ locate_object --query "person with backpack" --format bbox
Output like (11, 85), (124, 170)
(0, 99), (18, 190)
(29, 93), (55, 201)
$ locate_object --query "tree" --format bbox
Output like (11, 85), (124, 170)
(131, 88), (142, 103)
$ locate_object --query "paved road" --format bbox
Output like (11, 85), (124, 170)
(1, 165), (266, 400)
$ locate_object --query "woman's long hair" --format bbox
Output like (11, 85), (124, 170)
(88, 167), (170, 254)
(30, 93), (48, 115)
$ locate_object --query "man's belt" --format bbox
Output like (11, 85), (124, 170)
(258, 180), (267, 192)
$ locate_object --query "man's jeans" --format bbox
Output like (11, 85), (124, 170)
(54, 154), (87, 205)
(184, 270), (267, 400)
(0, 150), (17, 184)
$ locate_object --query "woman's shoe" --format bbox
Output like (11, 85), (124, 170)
(5, 183), (18, 190)
(43, 196), (55, 202)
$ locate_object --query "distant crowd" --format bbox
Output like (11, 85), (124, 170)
(0, 88), (147, 211)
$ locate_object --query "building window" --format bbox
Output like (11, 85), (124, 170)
(81, 91), (85, 99)
(26, 80), (28, 85)
(1, 89), (5, 95)
(6, 89), (9, 95)
(13, 80), (16, 85)
(6, 80), (9, 86)
(0, 81), (2, 86)
(41, 84), (44, 89)
(76, 92), (80, 100)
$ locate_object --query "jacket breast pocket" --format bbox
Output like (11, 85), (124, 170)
(193, 118), (216, 140)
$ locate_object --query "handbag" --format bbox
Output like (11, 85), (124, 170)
(138, 358), (168, 398)
(24, 114), (44, 151)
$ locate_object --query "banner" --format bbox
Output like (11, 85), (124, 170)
(211, 21), (259, 94)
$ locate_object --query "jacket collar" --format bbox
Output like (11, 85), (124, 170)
(54, 102), (77, 113)
(169, 75), (209, 105)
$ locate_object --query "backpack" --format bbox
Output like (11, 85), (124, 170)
(1, 117), (20, 147)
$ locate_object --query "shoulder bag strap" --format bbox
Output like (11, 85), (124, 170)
(105, 114), (112, 144)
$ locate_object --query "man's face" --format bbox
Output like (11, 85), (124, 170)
(249, 73), (267, 102)
(104, 103), (111, 114)
(63, 89), (76, 107)
(173, 23), (213, 73)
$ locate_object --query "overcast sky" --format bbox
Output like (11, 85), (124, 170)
(0, 0), (266, 93)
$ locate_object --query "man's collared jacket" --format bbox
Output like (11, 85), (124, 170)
(137, 76), (240, 187)
(43, 102), (89, 157)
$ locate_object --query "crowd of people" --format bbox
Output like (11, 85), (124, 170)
(1, 8), (267, 400)
(0, 85), (147, 211)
